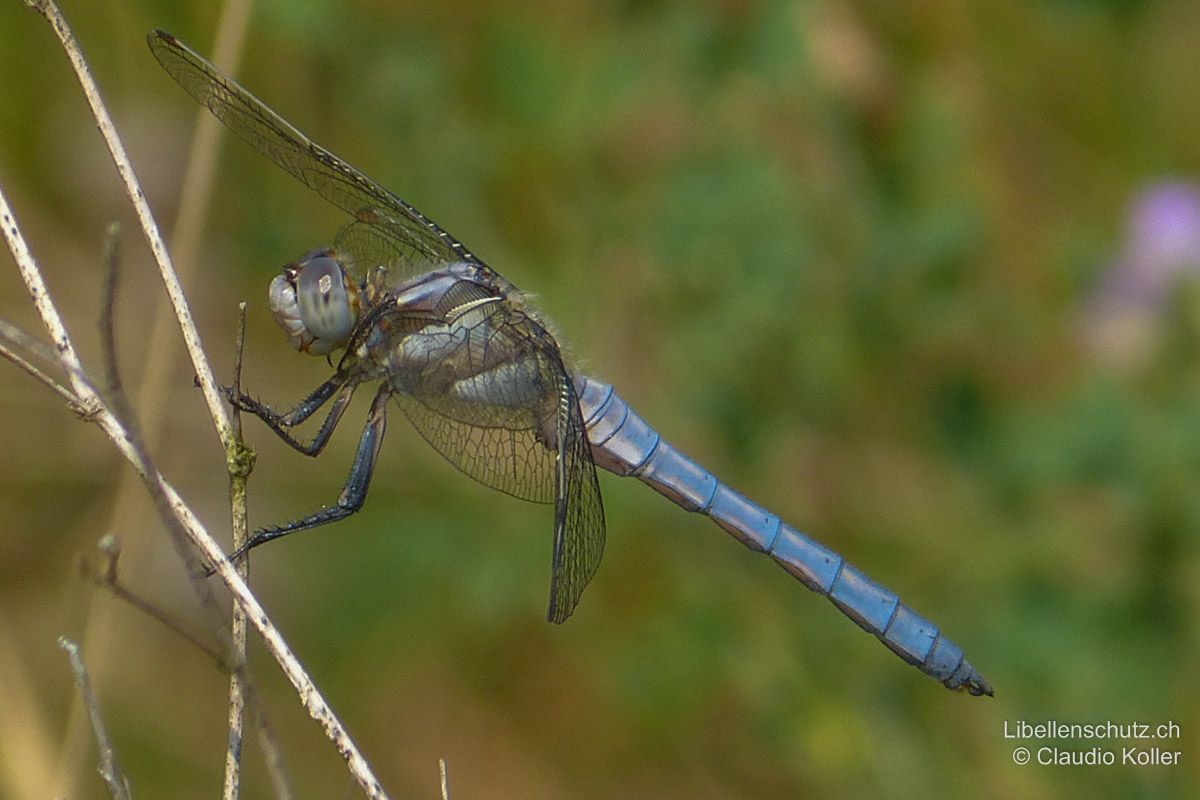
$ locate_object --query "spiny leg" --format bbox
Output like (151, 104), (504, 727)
(227, 383), (392, 563)
(228, 373), (357, 455)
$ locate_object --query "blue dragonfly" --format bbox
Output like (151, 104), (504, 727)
(149, 30), (991, 696)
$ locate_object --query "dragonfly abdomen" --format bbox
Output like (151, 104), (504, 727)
(574, 374), (992, 696)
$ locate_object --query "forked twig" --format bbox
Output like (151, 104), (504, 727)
(0, 318), (91, 417)
(80, 536), (225, 663)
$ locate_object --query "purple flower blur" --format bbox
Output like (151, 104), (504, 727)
(1102, 182), (1200, 310)
(1085, 181), (1200, 365)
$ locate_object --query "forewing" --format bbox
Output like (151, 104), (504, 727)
(148, 31), (478, 269)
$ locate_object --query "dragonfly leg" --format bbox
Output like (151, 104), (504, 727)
(226, 384), (392, 563)
(228, 374), (356, 456)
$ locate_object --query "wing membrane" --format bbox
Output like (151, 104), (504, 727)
(546, 373), (606, 623)
(398, 396), (555, 503)
(392, 305), (605, 620)
(148, 30), (479, 270)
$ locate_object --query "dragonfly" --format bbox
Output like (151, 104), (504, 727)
(149, 30), (992, 696)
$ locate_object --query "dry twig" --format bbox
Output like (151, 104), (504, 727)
(58, 638), (132, 800)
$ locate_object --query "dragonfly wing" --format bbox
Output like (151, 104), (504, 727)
(391, 302), (605, 620)
(148, 31), (478, 269)
(397, 395), (555, 503)
(546, 372), (606, 623)
(391, 303), (561, 503)
(331, 219), (432, 286)
(398, 372), (605, 622)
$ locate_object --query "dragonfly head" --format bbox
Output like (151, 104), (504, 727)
(269, 250), (361, 356)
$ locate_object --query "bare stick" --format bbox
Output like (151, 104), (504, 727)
(231, 303), (249, 439)
(58, 638), (132, 800)
(22, 0), (233, 448)
(155, 3), (257, 790)
(6, 169), (217, 623)
(98, 223), (123, 395)
(254, 706), (295, 800)
(224, 302), (253, 800)
(224, 306), (295, 800)
(81, 536), (225, 664)
(91, 222), (221, 596)
(0, 165), (100, 420)
(60, 1), (253, 787)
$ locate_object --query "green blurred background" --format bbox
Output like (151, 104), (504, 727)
(1, 0), (1198, 797)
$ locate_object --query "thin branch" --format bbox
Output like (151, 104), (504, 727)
(4, 173), (235, 774)
(0, 170), (100, 420)
(253, 706), (295, 800)
(23, 0), (233, 449)
(223, 594), (248, 799)
(98, 222), (123, 396)
(146, 3), (260, 789)
(231, 302), (248, 441)
(89, 224), (223, 600)
(96, 223), (148, 458)
(84, 229), (298, 799)
(6, 153), (388, 800)
(80, 536), (225, 665)
(224, 302), (253, 800)
(58, 638), (132, 800)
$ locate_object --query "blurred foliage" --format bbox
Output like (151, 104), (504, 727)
(1, 0), (1199, 798)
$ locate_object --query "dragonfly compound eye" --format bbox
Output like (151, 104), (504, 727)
(295, 254), (357, 355)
